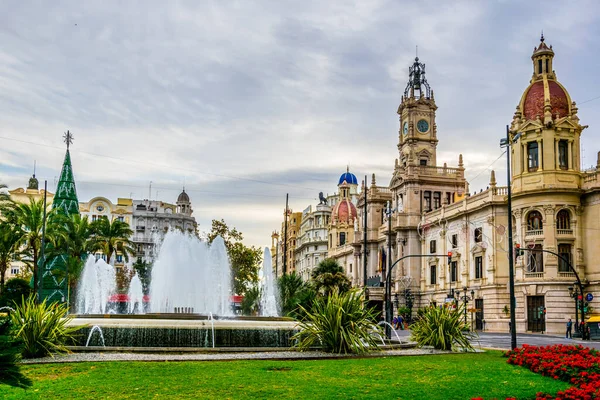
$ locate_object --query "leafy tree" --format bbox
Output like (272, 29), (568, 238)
(0, 198), (52, 297)
(48, 214), (98, 298)
(90, 217), (134, 264)
(310, 258), (351, 297)
(0, 183), (9, 203)
(207, 219), (261, 295)
(0, 278), (32, 308)
(278, 272), (314, 317)
(132, 258), (152, 295)
(240, 286), (260, 316)
(0, 221), (23, 291)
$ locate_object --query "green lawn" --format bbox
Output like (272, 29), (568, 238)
(0, 352), (568, 399)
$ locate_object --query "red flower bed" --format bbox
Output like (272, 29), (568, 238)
(504, 344), (600, 400)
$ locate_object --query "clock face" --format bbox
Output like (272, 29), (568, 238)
(96, 205), (104, 212)
(403, 122), (409, 135)
(417, 119), (429, 133)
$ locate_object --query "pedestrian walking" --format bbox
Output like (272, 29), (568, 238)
(392, 316), (398, 329)
(398, 314), (404, 330)
(566, 318), (572, 339)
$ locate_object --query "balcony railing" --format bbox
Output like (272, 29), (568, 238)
(558, 272), (575, 278)
(525, 272), (544, 278)
(525, 229), (543, 237)
(556, 229), (573, 235)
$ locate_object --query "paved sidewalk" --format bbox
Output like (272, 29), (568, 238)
(21, 347), (449, 364)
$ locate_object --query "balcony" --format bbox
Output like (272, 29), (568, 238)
(525, 272), (544, 278)
(556, 229), (573, 236)
(136, 226), (146, 231)
(525, 229), (543, 238)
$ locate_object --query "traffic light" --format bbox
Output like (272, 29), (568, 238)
(515, 243), (524, 256)
(447, 251), (452, 265)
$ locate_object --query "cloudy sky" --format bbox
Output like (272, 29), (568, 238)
(1, 0), (599, 249)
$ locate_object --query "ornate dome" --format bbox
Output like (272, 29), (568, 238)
(519, 35), (571, 122)
(177, 189), (190, 203)
(338, 170), (358, 186)
(523, 80), (569, 121)
(331, 199), (357, 224)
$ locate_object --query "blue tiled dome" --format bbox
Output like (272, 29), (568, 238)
(338, 171), (358, 185)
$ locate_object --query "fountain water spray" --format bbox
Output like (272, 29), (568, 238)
(127, 274), (144, 314)
(149, 231), (232, 315)
(76, 257), (116, 314)
(85, 325), (106, 347)
(259, 247), (279, 317)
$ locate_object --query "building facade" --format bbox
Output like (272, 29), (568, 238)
(353, 36), (600, 335)
(294, 203), (331, 281)
(130, 190), (197, 264)
(79, 189), (197, 266)
(6, 172), (54, 280)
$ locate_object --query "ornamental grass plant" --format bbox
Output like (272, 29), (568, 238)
(410, 303), (474, 351)
(10, 295), (81, 358)
(293, 289), (382, 354)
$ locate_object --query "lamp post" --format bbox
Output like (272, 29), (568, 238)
(500, 125), (521, 350)
(568, 286), (580, 334)
(384, 201), (396, 338)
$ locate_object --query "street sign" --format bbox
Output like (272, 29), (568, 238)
(586, 293), (594, 302)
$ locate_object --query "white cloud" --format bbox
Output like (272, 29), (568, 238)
(1, 0), (599, 247)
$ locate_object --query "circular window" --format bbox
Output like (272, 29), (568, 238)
(96, 205), (104, 212)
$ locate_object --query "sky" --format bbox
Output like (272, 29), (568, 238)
(1, 0), (599, 249)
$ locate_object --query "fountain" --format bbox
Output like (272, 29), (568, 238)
(260, 247), (278, 317)
(76, 257), (116, 314)
(85, 325), (106, 347)
(149, 232), (231, 315)
(70, 230), (296, 349)
(127, 274), (144, 314)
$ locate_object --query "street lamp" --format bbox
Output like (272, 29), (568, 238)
(500, 125), (521, 350)
(568, 286), (580, 335)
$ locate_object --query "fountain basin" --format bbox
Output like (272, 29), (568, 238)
(69, 315), (299, 348)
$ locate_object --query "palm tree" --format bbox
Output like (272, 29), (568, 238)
(0, 198), (51, 296)
(0, 221), (24, 291)
(0, 183), (9, 203)
(310, 258), (351, 297)
(278, 272), (314, 317)
(48, 214), (98, 302)
(91, 217), (134, 264)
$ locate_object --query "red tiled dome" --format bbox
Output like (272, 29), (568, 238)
(332, 199), (357, 224)
(523, 80), (569, 121)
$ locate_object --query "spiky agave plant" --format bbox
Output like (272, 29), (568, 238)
(293, 289), (382, 354)
(10, 295), (82, 358)
(409, 303), (475, 351)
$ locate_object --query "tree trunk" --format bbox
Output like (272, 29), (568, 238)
(0, 262), (6, 294)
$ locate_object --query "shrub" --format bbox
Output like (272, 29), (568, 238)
(0, 315), (31, 388)
(293, 289), (382, 354)
(410, 303), (474, 351)
(0, 278), (32, 308)
(240, 286), (260, 316)
(10, 295), (81, 358)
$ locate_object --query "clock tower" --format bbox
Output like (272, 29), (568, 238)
(397, 57), (438, 167)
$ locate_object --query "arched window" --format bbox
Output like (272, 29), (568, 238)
(556, 209), (571, 230)
(526, 211), (543, 231)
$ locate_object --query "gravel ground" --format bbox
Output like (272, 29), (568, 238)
(21, 347), (451, 364)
